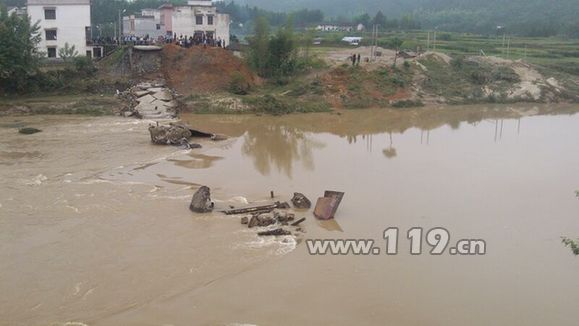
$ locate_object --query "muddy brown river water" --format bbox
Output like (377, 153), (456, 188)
(1, 104), (579, 326)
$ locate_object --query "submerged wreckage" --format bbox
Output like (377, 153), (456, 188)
(148, 122), (227, 148)
(188, 186), (344, 237)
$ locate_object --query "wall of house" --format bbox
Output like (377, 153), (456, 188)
(123, 15), (165, 39)
(172, 6), (229, 46)
(28, 3), (92, 58)
(160, 7), (173, 35)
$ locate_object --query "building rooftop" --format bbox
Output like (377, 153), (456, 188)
(27, 0), (91, 5)
(187, 0), (213, 7)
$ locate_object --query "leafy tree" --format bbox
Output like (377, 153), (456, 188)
(73, 56), (96, 77)
(58, 42), (79, 62)
(354, 13), (371, 29)
(372, 10), (386, 27)
(268, 18), (297, 78)
(0, 5), (41, 93)
(248, 15), (270, 77)
(247, 16), (299, 79)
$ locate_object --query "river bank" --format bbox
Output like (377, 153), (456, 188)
(1, 104), (579, 325)
(2, 44), (579, 117)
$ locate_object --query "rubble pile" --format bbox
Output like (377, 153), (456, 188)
(188, 186), (345, 239)
(119, 80), (178, 120)
(148, 122), (227, 148)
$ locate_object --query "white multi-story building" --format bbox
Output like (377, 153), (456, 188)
(27, 0), (102, 58)
(123, 0), (230, 47)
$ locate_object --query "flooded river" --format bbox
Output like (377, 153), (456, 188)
(1, 104), (579, 326)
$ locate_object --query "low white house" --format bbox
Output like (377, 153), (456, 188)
(27, 0), (102, 58)
(316, 24), (354, 32)
(342, 36), (363, 45)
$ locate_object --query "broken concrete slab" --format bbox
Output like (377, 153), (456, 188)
(248, 213), (276, 228)
(314, 197), (336, 220)
(135, 102), (159, 112)
(18, 127), (42, 135)
(136, 82), (153, 90)
(152, 90), (173, 101)
(149, 123), (192, 145)
(133, 90), (151, 97)
(147, 87), (166, 93)
(273, 209), (295, 223)
(313, 191), (345, 220)
(150, 99), (174, 110)
(136, 94), (156, 104)
(189, 186), (214, 213)
(291, 192), (312, 209)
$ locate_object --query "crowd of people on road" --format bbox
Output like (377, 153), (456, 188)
(89, 33), (226, 48)
(175, 33), (225, 48)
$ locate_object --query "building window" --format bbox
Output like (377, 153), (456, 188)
(156, 24), (161, 30)
(196, 15), (203, 25)
(207, 15), (214, 25)
(44, 9), (56, 20)
(45, 29), (57, 41)
(47, 47), (57, 58)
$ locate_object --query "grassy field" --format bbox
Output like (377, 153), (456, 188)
(304, 30), (579, 75)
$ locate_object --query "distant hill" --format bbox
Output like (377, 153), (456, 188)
(234, 0), (579, 36)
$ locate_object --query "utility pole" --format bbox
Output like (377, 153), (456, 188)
(433, 28), (437, 51)
(371, 25), (375, 60)
(371, 24), (379, 61)
(375, 24), (379, 57)
(118, 9), (126, 41)
(502, 34), (506, 56)
(427, 31), (430, 51)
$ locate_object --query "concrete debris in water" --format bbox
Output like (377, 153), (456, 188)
(223, 201), (290, 215)
(118, 80), (178, 120)
(258, 228), (292, 236)
(148, 123), (195, 146)
(211, 134), (228, 141)
(248, 213), (276, 228)
(291, 192), (312, 209)
(148, 122), (228, 148)
(273, 209), (295, 224)
(18, 128), (42, 135)
(189, 186), (214, 213)
(314, 191), (345, 220)
(291, 217), (306, 227)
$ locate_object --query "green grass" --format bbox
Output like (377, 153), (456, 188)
(306, 30), (579, 69)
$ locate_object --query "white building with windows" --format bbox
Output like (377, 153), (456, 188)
(27, 0), (101, 58)
(172, 0), (229, 46)
(123, 0), (230, 47)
